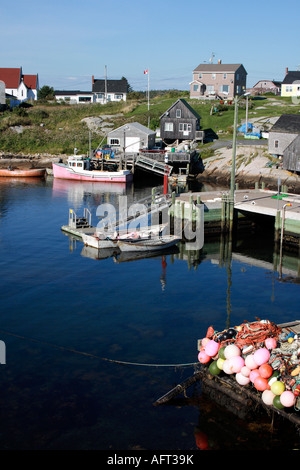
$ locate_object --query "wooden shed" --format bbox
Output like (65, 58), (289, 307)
(160, 99), (201, 144)
(283, 134), (300, 173)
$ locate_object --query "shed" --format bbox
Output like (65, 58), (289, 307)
(107, 122), (156, 153)
(283, 134), (300, 172)
(268, 114), (300, 156)
(160, 99), (201, 143)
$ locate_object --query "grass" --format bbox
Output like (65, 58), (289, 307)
(0, 93), (299, 155)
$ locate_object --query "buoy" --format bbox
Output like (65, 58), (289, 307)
(250, 369), (260, 383)
(236, 372), (250, 385)
(216, 358), (225, 370)
(222, 359), (234, 374)
(273, 395), (285, 410)
(280, 391), (296, 407)
(228, 355), (245, 373)
(205, 340), (220, 357)
(271, 380), (285, 396)
(209, 360), (221, 376)
(218, 346), (226, 360)
(254, 376), (270, 391)
(245, 354), (258, 370)
(224, 344), (241, 359)
(253, 348), (270, 366)
(265, 337), (277, 349)
(258, 363), (273, 379)
(240, 366), (251, 377)
(262, 389), (275, 406)
(198, 350), (211, 364)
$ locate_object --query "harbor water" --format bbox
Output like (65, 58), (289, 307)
(0, 175), (299, 451)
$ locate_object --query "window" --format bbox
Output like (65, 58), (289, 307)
(97, 93), (104, 99)
(219, 85), (229, 94)
(212, 73), (216, 80)
(198, 73), (202, 79)
(179, 123), (192, 133)
(285, 86), (293, 93)
(115, 94), (123, 100)
(275, 140), (279, 148)
(110, 139), (120, 146)
(223, 73), (227, 79)
(193, 84), (199, 91)
(176, 109), (181, 118)
(164, 122), (173, 131)
(236, 73), (240, 80)
(206, 85), (215, 94)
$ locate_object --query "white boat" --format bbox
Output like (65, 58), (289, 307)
(52, 154), (133, 183)
(117, 235), (181, 253)
(81, 224), (168, 249)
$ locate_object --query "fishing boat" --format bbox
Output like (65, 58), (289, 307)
(81, 224), (168, 250)
(117, 234), (181, 253)
(52, 154), (133, 183)
(0, 168), (46, 178)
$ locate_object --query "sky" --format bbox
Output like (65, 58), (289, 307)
(1, 0), (299, 92)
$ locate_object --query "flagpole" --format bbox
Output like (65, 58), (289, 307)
(148, 69), (149, 111)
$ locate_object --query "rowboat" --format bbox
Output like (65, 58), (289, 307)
(0, 168), (46, 178)
(117, 234), (181, 253)
(81, 224), (168, 249)
(52, 154), (133, 183)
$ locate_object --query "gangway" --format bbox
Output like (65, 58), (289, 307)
(135, 155), (173, 176)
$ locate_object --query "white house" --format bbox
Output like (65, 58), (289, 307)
(0, 67), (39, 102)
(54, 90), (95, 104)
(92, 76), (128, 104)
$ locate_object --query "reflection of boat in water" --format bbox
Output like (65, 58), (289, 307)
(0, 168), (46, 178)
(81, 245), (116, 260)
(117, 235), (181, 253)
(114, 245), (179, 263)
(82, 224), (168, 249)
(52, 175), (129, 197)
(52, 154), (133, 183)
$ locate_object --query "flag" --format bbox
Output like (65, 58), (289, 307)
(144, 69), (149, 75)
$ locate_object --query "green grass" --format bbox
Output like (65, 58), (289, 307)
(0, 93), (299, 155)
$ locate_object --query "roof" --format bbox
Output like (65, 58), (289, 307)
(282, 71), (300, 84)
(23, 74), (38, 89)
(109, 122), (155, 136)
(270, 114), (300, 133)
(54, 90), (93, 95)
(252, 80), (281, 88)
(160, 98), (200, 119)
(92, 79), (128, 93)
(193, 63), (246, 73)
(0, 67), (22, 88)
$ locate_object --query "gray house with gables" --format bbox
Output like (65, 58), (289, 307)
(160, 98), (202, 144)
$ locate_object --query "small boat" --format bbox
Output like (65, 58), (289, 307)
(0, 168), (46, 178)
(52, 154), (133, 183)
(81, 224), (168, 250)
(117, 234), (181, 253)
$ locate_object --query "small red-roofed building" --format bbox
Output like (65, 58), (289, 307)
(0, 67), (39, 102)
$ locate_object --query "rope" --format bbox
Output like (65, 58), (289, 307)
(0, 329), (197, 369)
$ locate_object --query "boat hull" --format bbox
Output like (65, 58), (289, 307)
(0, 168), (46, 177)
(117, 236), (181, 253)
(52, 163), (133, 183)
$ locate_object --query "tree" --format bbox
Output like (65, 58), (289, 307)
(38, 86), (55, 101)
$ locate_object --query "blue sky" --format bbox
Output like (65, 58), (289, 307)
(1, 0), (299, 92)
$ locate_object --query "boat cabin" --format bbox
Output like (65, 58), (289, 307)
(67, 155), (88, 170)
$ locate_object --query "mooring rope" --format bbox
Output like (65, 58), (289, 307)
(0, 329), (197, 369)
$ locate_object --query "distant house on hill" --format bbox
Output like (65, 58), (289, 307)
(92, 76), (128, 104)
(54, 90), (95, 104)
(251, 80), (281, 95)
(0, 67), (39, 102)
(268, 114), (300, 158)
(281, 68), (300, 98)
(190, 61), (247, 100)
(160, 99), (202, 144)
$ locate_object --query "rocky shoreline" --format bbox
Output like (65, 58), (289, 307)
(1, 146), (300, 193)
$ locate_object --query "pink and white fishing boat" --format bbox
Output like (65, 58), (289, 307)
(52, 155), (133, 183)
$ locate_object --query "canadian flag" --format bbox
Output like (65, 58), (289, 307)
(144, 69), (149, 74)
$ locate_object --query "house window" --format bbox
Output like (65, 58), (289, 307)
(176, 109), (181, 118)
(223, 73), (227, 79)
(274, 140), (279, 148)
(212, 73), (216, 80)
(206, 85), (215, 94)
(236, 73), (240, 80)
(110, 139), (120, 146)
(179, 123), (192, 133)
(164, 122), (173, 131)
(198, 73), (202, 79)
(285, 86), (293, 93)
(115, 94), (123, 99)
(97, 93), (104, 99)
(193, 84), (199, 91)
(219, 85), (229, 94)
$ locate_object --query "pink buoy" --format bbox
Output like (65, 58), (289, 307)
(253, 348), (270, 366)
(265, 337), (277, 350)
(201, 337), (210, 348)
(236, 372), (250, 386)
(241, 366), (251, 377)
(198, 350), (210, 364)
(222, 359), (234, 374)
(280, 391), (296, 407)
(205, 340), (220, 357)
(228, 355), (245, 373)
(262, 389), (275, 406)
(224, 344), (241, 359)
(245, 354), (258, 370)
(250, 369), (260, 383)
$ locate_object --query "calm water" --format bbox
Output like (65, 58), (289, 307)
(0, 175), (299, 451)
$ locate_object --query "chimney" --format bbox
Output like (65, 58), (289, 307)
(285, 67), (288, 75)
(92, 75), (94, 85)
(218, 59), (222, 64)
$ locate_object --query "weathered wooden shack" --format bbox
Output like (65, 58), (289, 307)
(283, 134), (300, 173)
(160, 98), (203, 144)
